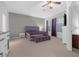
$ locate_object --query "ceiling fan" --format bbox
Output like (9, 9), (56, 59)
(42, 1), (61, 9)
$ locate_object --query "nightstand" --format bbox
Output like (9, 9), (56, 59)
(72, 34), (79, 49)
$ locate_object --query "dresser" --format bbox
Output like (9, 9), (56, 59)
(0, 32), (10, 57)
(72, 34), (79, 49)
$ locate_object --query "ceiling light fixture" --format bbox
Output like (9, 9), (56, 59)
(42, 1), (61, 9)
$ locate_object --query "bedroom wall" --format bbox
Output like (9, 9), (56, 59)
(45, 11), (64, 39)
(70, 5), (79, 35)
(9, 12), (45, 38)
(56, 15), (64, 39)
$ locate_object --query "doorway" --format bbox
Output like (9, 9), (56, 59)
(51, 18), (56, 36)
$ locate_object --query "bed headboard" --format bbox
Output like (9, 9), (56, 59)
(24, 26), (39, 32)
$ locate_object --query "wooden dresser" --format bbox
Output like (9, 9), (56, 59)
(72, 34), (79, 49)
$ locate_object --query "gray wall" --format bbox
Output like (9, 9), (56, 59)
(9, 13), (45, 37)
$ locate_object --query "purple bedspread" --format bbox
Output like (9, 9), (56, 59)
(24, 26), (48, 37)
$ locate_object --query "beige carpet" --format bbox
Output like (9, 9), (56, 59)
(8, 37), (79, 57)
(73, 48), (79, 54)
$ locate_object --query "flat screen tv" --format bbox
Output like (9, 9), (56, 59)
(64, 13), (67, 26)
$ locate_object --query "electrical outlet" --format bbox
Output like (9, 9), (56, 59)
(64, 43), (67, 45)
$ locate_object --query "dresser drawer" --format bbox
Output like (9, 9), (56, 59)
(72, 35), (79, 49)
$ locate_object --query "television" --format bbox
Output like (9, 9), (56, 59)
(64, 13), (67, 26)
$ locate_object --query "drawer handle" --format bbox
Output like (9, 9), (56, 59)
(0, 38), (4, 41)
(0, 52), (3, 57)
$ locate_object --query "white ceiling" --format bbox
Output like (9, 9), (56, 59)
(4, 1), (66, 18)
